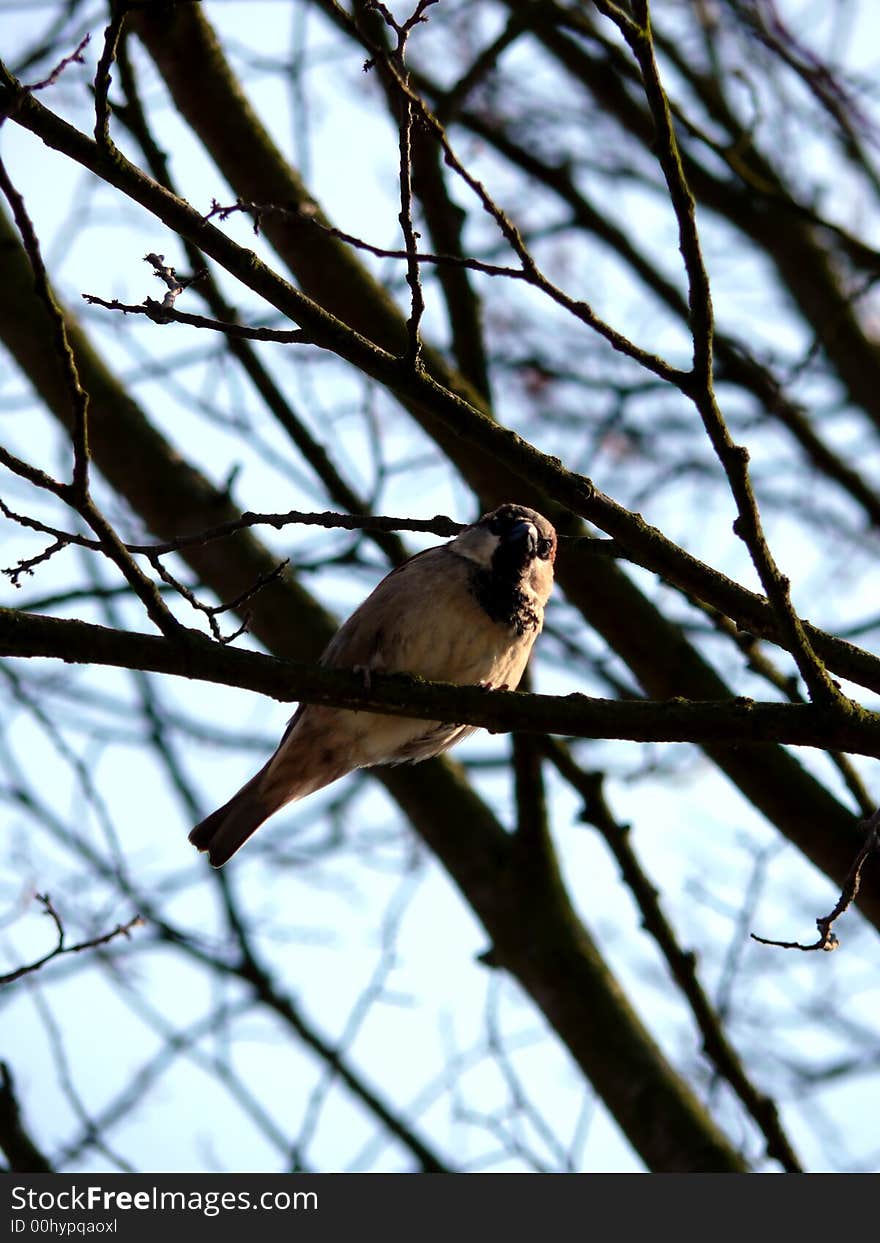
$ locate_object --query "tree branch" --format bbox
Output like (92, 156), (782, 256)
(3, 608), (880, 759)
(751, 810), (880, 952)
(0, 893), (142, 986)
(0, 1063), (52, 1172)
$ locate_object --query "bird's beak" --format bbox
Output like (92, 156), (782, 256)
(508, 520), (538, 557)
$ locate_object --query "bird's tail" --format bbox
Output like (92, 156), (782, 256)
(188, 762), (278, 868)
(189, 719), (352, 867)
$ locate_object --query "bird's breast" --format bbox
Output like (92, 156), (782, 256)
(384, 579), (541, 689)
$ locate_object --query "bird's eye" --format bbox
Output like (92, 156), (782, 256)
(488, 516), (505, 535)
(537, 537), (552, 560)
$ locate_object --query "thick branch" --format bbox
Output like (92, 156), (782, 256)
(0, 1063), (52, 1173)
(3, 608), (880, 758)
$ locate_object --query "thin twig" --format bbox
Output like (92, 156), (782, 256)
(206, 195), (564, 279)
(142, 251), (205, 304)
(2, 538), (68, 587)
(25, 33), (90, 94)
(751, 810), (880, 952)
(0, 894), (142, 986)
(365, 1), (437, 368)
(82, 291), (312, 343)
(144, 553), (289, 644)
(1, 501), (464, 580)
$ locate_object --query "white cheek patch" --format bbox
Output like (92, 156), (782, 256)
(448, 528), (500, 568)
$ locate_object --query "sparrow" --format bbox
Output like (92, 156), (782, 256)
(189, 503), (557, 866)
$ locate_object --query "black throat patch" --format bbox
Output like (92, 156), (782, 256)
(471, 542), (540, 635)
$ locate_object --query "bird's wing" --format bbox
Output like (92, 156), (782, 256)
(318, 546), (461, 673)
(274, 547), (457, 748)
(319, 544), (535, 691)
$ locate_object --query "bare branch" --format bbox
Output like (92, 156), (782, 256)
(1, 500), (464, 568)
(144, 553), (289, 645)
(82, 291), (312, 343)
(0, 1062), (52, 1172)
(752, 811), (880, 952)
(0, 894), (143, 986)
(3, 608), (880, 760)
(25, 33), (90, 94)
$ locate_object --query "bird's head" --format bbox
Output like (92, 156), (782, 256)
(450, 503), (557, 604)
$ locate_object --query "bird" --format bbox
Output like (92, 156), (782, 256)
(189, 503), (557, 866)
